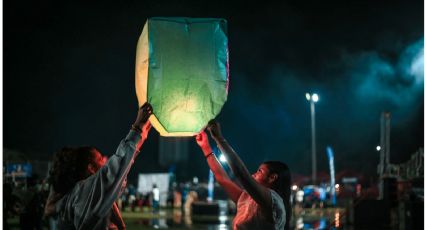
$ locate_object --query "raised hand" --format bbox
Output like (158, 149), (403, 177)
(195, 131), (213, 155)
(133, 102), (153, 130)
(207, 119), (224, 141)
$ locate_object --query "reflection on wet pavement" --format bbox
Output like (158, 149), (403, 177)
(123, 207), (346, 230)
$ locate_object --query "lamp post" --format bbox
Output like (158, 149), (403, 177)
(306, 93), (319, 184)
(208, 153), (227, 202)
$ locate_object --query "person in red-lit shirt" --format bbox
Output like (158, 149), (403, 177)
(196, 120), (291, 230)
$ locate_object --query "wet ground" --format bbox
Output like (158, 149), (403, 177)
(5, 207), (348, 230)
(122, 207), (347, 230)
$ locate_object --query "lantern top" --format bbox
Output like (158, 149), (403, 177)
(135, 17), (229, 136)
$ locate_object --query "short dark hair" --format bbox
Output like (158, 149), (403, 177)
(263, 161), (291, 230)
(48, 146), (99, 194)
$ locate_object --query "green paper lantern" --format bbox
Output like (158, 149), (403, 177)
(135, 17), (229, 136)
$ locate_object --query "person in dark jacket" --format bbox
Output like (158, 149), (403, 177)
(44, 103), (153, 230)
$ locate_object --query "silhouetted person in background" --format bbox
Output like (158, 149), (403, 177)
(196, 120), (291, 230)
(152, 184), (160, 213)
(4, 182), (20, 230)
(44, 103), (153, 230)
(15, 174), (43, 230)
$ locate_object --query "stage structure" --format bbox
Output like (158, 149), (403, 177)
(138, 173), (170, 207)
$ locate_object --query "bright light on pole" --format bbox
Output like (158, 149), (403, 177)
(312, 94), (319, 102)
(306, 92), (319, 184)
(305, 93), (311, 101)
(376, 146), (381, 151)
(306, 93), (319, 102)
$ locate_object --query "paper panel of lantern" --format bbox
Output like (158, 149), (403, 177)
(135, 17), (229, 136)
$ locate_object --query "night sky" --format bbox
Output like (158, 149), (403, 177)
(4, 0), (424, 183)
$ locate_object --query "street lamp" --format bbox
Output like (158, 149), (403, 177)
(306, 93), (319, 184)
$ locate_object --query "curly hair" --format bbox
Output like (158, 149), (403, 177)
(48, 146), (99, 194)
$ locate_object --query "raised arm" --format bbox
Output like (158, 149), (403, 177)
(195, 131), (242, 203)
(70, 103), (153, 228)
(207, 120), (273, 211)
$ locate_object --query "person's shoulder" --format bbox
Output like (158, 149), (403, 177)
(268, 189), (286, 228)
(268, 189), (282, 200)
(59, 180), (86, 204)
(74, 175), (98, 192)
(55, 192), (70, 213)
(268, 189), (284, 207)
(238, 190), (250, 200)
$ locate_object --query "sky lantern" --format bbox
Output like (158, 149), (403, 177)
(135, 17), (229, 136)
